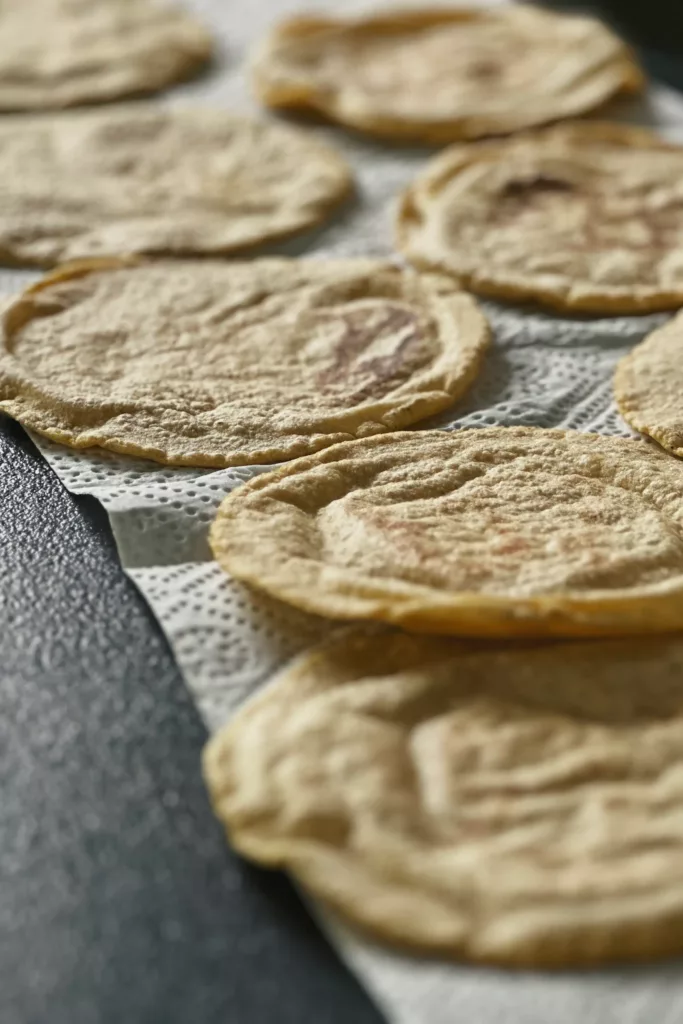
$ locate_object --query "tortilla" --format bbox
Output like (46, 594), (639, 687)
(615, 310), (683, 456)
(0, 106), (353, 266)
(211, 426), (683, 637)
(0, 258), (488, 466)
(0, 0), (212, 110)
(204, 626), (683, 966)
(398, 121), (683, 314)
(252, 5), (642, 144)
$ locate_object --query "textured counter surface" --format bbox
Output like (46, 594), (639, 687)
(0, 419), (382, 1024)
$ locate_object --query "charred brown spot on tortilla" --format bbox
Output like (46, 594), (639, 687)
(495, 171), (682, 254)
(572, 203), (683, 254)
(499, 175), (576, 201)
(316, 304), (429, 401)
(468, 59), (501, 80)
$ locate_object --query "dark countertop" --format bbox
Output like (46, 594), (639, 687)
(1, 7), (682, 1022)
(0, 419), (383, 1024)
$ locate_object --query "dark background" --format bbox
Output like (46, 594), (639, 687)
(1, 5), (682, 1023)
(545, 0), (683, 91)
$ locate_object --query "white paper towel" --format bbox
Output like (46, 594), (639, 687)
(5, 2), (683, 1022)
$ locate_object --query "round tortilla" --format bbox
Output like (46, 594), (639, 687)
(0, 258), (489, 467)
(397, 121), (683, 314)
(204, 626), (683, 966)
(0, 0), (212, 110)
(397, 121), (683, 315)
(0, 106), (353, 266)
(252, 5), (643, 144)
(615, 311), (683, 457)
(211, 426), (683, 637)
